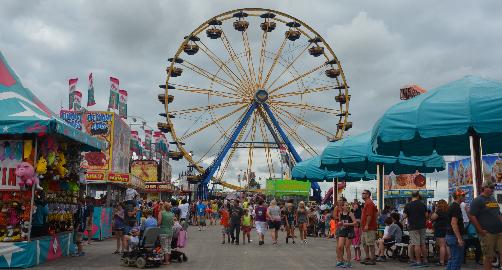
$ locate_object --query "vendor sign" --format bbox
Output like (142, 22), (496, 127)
(131, 160), (158, 182)
(108, 172), (129, 183)
(265, 179), (310, 197)
(59, 110), (83, 130)
(385, 171), (426, 190)
(85, 171), (106, 181)
(144, 182), (173, 192)
(82, 112), (114, 170)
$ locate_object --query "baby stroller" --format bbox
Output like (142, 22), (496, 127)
(169, 227), (188, 263)
(122, 227), (163, 268)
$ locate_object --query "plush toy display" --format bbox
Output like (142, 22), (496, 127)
(21, 221), (30, 239)
(36, 156), (48, 175)
(55, 152), (68, 178)
(15, 162), (42, 190)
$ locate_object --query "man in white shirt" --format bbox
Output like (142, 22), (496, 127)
(178, 199), (189, 229)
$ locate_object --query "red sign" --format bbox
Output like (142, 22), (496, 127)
(108, 172), (129, 183)
(85, 171), (106, 181)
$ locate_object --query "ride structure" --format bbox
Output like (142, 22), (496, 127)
(159, 8), (351, 201)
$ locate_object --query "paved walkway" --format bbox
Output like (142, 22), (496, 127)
(36, 225), (481, 270)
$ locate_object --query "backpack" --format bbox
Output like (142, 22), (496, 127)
(177, 229), (187, 248)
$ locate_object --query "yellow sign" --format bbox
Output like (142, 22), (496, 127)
(131, 160), (158, 181)
(108, 172), (130, 183)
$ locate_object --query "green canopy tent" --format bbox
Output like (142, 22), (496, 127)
(0, 52), (105, 151)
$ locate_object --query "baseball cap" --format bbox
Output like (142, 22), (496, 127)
(482, 181), (495, 189)
(454, 189), (466, 197)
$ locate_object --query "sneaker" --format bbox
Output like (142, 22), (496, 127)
(409, 262), (420, 267)
(365, 261), (376, 265)
(376, 256), (386, 262)
(344, 262), (352, 268)
(414, 263), (428, 268)
(336, 261), (345, 268)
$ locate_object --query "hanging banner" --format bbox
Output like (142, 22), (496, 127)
(68, 78), (78, 110)
(73, 90), (83, 111)
(160, 158), (171, 183)
(59, 110), (83, 130)
(130, 131), (140, 155)
(118, 89), (127, 118)
(108, 77), (119, 110)
(131, 160), (158, 182)
(87, 73), (96, 107)
(144, 130), (152, 151)
(0, 140), (24, 191)
(111, 117), (130, 173)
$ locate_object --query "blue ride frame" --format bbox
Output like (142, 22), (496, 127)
(198, 101), (322, 202)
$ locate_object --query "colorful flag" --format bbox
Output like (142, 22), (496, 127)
(145, 130), (152, 151)
(73, 90), (83, 111)
(118, 89), (128, 118)
(87, 73), (96, 106)
(68, 78), (78, 110)
(130, 130), (140, 154)
(108, 77), (119, 110)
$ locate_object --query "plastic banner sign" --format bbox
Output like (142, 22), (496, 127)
(0, 140), (24, 191)
(108, 172), (129, 183)
(59, 110), (83, 130)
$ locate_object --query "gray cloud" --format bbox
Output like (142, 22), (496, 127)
(1, 0), (501, 200)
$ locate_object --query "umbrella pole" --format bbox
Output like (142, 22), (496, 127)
(469, 133), (484, 197)
(376, 164), (384, 211)
(333, 177), (338, 205)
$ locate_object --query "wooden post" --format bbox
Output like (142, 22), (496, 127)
(333, 177), (338, 205)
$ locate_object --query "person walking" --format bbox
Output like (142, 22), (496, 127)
(196, 200), (207, 231)
(336, 202), (357, 268)
(219, 203), (231, 244)
(229, 200), (244, 245)
(113, 204), (125, 254)
(431, 199), (450, 266)
(254, 199), (268, 245)
(446, 189), (466, 270)
(403, 191), (428, 267)
(284, 200), (296, 244)
(158, 202), (174, 265)
(360, 190), (378, 265)
(179, 199), (189, 229)
(242, 209), (252, 244)
(469, 181), (502, 270)
(297, 201), (308, 244)
(267, 199), (282, 245)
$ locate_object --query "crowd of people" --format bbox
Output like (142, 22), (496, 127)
(183, 182), (501, 270)
(70, 181), (501, 270)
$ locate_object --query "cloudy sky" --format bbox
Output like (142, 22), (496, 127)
(2, 0), (501, 200)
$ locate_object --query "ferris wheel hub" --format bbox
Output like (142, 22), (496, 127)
(254, 89), (269, 104)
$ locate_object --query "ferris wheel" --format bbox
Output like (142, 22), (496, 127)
(158, 8), (351, 199)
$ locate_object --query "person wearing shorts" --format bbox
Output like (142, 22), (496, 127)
(336, 202), (356, 268)
(220, 204), (230, 244)
(404, 191), (428, 267)
(241, 209), (252, 244)
(469, 181), (502, 270)
(267, 200), (282, 244)
(158, 202), (174, 265)
(361, 190), (378, 265)
(254, 200), (268, 245)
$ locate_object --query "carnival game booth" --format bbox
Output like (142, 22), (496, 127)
(0, 52), (106, 268)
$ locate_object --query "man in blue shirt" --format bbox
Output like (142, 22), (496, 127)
(196, 200), (207, 231)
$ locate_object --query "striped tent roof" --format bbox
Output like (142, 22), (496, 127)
(0, 51), (105, 151)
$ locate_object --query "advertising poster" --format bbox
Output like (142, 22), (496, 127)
(131, 160), (158, 182)
(160, 158), (171, 183)
(59, 110), (83, 130)
(111, 117), (130, 173)
(384, 171), (426, 190)
(0, 140), (24, 191)
(449, 155), (502, 203)
(82, 112), (114, 171)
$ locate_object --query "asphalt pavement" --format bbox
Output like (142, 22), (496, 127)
(35, 225), (482, 270)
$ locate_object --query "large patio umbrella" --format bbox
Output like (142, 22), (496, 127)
(371, 75), (502, 196)
(321, 131), (445, 209)
(292, 156), (375, 204)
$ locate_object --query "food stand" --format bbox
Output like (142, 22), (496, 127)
(384, 172), (434, 212)
(0, 52), (106, 268)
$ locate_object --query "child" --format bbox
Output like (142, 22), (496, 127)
(352, 220), (361, 261)
(219, 204), (230, 244)
(241, 209), (252, 244)
(127, 227), (140, 251)
(319, 210), (327, 237)
(329, 216), (336, 239)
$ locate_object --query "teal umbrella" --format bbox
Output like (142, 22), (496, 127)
(371, 75), (502, 196)
(292, 156), (375, 182)
(321, 131), (445, 175)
